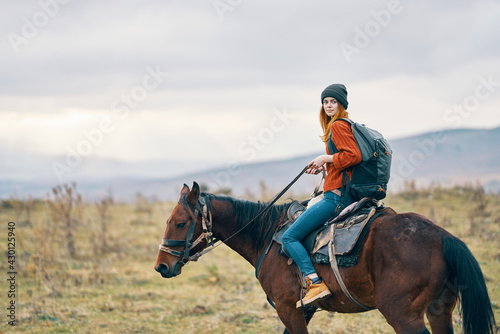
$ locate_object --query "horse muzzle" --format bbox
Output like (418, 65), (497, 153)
(155, 262), (182, 278)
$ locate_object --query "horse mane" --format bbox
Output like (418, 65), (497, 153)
(204, 193), (294, 249)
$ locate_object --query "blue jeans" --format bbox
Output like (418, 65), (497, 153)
(282, 191), (342, 276)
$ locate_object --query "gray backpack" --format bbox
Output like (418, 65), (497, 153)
(327, 118), (392, 203)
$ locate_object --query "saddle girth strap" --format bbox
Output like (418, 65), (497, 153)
(328, 224), (373, 311)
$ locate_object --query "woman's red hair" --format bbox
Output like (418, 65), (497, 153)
(320, 105), (349, 142)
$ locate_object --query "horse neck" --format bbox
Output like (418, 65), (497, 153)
(209, 197), (279, 268)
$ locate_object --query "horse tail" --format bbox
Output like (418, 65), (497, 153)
(442, 236), (497, 334)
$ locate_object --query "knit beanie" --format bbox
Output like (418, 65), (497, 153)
(321, 84), (348, 109)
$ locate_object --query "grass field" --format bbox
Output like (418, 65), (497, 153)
(0, 183), (498, 333)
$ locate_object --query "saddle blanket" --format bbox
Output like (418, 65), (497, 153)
(273, 197), (385, 267)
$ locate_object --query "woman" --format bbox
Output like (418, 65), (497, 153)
(282, 83), (362, 308)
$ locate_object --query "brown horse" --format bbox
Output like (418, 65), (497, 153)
(154, 182), (497, 334)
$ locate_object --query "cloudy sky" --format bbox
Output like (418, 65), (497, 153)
(1, 0), (499, 182)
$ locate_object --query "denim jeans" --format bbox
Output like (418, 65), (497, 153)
(282, 191), (342, 276)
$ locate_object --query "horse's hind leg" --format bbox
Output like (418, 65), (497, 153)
(375, 286), (431, 333)
(378, 308), (430, 334)
(425, 283), (457, 334)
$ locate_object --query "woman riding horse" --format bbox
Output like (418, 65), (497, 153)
(282, 83), (362, 308)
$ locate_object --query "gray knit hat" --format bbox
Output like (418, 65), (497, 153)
(321, 84), (348, 109)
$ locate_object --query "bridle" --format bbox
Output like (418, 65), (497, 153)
(158, 194), (216, 266)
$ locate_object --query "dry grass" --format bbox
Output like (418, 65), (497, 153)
(0, 183), (498, 333)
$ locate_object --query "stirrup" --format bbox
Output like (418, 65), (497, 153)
(297, 292), (319, 309)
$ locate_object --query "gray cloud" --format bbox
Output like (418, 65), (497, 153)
(0, 0), (499, 172)
(1, 0), (497, 98)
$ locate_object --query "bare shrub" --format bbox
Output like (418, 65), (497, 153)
(259, 180), (270, 201)
(25, 195), (35, 225)
(32, 254), (60, 297)
(400, 179), (419, 201)
(466, 183), (492, 238)
(46, 183), (82, 258)
(33, 218), (56, 263)
(9, 194), (24, 222)
(134, 192), (151, 214)
(95, 195), (113, 255)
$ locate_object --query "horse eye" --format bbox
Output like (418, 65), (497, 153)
(177, 222), (187, 229)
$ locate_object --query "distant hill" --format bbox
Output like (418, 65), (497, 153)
(389, 127), (500, 189)
(1, 126), (499, 201)
(128, 126), (500, 201)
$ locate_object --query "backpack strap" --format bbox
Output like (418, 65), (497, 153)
(340, 170), (354, 208)
(327, 118), (355, 207)
(326, 118), (353, 154)
(336, 117), (353, 125)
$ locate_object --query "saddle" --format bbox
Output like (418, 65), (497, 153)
(273, 197), (385, 267)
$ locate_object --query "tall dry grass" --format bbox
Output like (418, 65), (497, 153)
(0, 182), (498, 333)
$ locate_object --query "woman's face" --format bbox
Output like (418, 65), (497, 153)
(323, 97), (339, 117)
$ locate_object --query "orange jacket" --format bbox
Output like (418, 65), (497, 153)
(323, 120), (362, 192)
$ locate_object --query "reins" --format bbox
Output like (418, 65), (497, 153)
(214, 165), (309, 246)
(159, 166), (309, 263)
(254, 167), (324, 282)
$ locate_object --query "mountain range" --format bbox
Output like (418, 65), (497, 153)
(1, 126), (499, 201)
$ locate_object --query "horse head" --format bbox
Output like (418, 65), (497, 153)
(154, 182), (212, 278)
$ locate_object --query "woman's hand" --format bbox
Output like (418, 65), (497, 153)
(306, 155), (332, 174)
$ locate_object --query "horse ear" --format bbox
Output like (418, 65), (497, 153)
(180, 184), (190, 197)
(187, 182), (200, 206)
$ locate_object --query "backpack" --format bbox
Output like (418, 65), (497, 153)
(327, 118), (392, 203)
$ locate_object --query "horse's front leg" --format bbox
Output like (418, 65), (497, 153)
(259, 247), (312, 333)
(275, 302), (311, 334)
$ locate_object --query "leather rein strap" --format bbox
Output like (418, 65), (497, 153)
(158, 166), (309, 265)
(255, 166), (322, 281)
